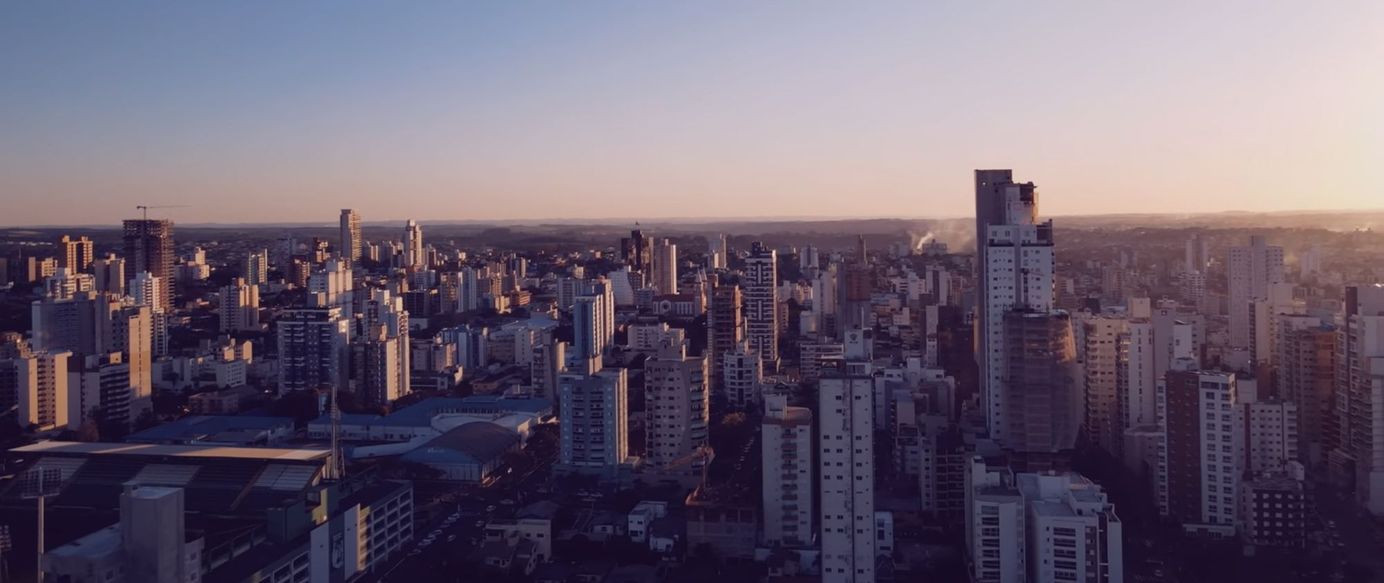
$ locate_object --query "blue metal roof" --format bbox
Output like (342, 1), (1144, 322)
(401, 422), (520, 466)
(126, 415), (294, 444)
(311, 395), (552, 428)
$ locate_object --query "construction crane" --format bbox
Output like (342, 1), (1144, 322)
(664, 444), (715, 493)
(135, 204), (188, 220)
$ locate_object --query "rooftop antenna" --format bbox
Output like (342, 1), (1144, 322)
(328, 383), (344, 480)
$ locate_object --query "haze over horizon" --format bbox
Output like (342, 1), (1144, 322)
(3, 1), (1382, 226)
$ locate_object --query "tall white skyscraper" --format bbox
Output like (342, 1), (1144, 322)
(404, 219), (424, 270)
(974, 170), (1056, 448)
(340, 209), (362, 267)
(744, 241), (779, 369)
(653, 238), (678, 294)
(1227, 235), (1285, 350)
(762, 394), (813, 548)
(644, 331), (708, 474)
(819, 357), (876, 583)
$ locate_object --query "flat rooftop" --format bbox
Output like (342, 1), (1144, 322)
(11, 441), (330, 462)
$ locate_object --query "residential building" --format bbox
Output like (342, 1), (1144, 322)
(122, 219), (174, 312)
(340, 208), (362, 267)
(818, 356), (876, 583)
(762, 394), (813, 548)
(558, 368), (629, 474)
(1227, 236), (1285, 350)
(17, 350), (72, 430)
(643, 331), (708, 476)
(744, 242), (779, 370)
(277, 306), (351, 394)
(219, 277), (260, 332)
(722, 340), (762, 409)
(974, 170), (1056, 450)
(707, 283), (743, 395)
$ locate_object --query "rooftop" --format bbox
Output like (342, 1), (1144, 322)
(46, 524), (121, 559)
(12, 441), (329, 461)
(125, 415), (293, 445)
(311, 395), (552, 428)
(402, 422), (520, 465)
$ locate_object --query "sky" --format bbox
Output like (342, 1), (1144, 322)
(2, 1), (1382, 226)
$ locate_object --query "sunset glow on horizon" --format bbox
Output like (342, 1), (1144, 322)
(2, 1), (1382, 226)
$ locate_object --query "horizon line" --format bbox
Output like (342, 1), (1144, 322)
(2, 207), (1383, 231)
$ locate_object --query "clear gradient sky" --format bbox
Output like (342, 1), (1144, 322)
(2, 2), (1382, 226)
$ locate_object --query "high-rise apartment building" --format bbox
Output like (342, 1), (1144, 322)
(818, 357), (876, 583)
(1227, 236), (1285, 350)
(92, 254), (126, 296)
(340, 209), (362, 267)
(67, 352), (134, 432)
(1276, 322), (1337, 464)
(571, 281), (614, 374)
(355, 324), (403, 406)
(1081, 316), (1128, 453)
(762, 394), (813, 548)
(106, 304), (154, 420)
(707, 283), (743, 394)
(243, 249), (270, 286)
(652, 238), (678, 294)
(707, 234), (727, 270)
(558, 368), (629, 473)
(277, 306), (351, 395)
(644, 331), (708, 475)
(0, 334), (32, 424)
(974, 170), (1056, 449)
(1017, 472), (1124, 583)
(130, 271), (164, 313)
(219, 278), (261, 333)
(122, 219), (174, 312)
(1239, 399), (1299, 476)
(1157, 369), (1239, 534)
(1337, 284), (1384, 514)
(744, 241), (779, 369)
(722, 340), (762, 409)
(357, 288), (410, 402)
(17, 350), (72, 430)
(620, 228), (653, 271)
(58, 235), (94, 271)
(1002, 311), (1080, 461)
(404, 219), (424, 270)
(965, 458), (1025, 583)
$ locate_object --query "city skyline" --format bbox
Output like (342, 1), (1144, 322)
(4, 2), (1384, 225)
